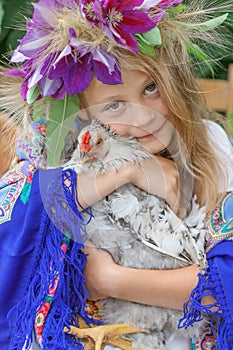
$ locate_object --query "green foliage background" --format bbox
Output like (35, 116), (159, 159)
(0, 0), (33, 60)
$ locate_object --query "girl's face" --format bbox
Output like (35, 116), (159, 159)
(81, 70), (174, 154)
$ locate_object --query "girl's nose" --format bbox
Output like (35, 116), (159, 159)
(128, 103), (157, 127)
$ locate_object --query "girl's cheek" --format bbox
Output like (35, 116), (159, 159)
(107, 124), (127, 136)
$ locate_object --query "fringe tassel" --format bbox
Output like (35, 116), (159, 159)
(178, 257), (233, 350)
(8, 168), (94, 349)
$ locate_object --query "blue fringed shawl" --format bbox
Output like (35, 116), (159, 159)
(179, 192), (233, 349)
(3, 168), (93, 349)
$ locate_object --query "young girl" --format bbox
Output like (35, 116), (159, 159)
(78, 53), (233, 349)
(1, 0), (233, 349)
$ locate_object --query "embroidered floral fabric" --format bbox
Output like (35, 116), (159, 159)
(191, 326), (216, 350)
(206, 192), (233, 253)
(0, 119), (47, 224)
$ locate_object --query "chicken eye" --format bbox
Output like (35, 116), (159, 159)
(96, 138), (103, 145)
(144, 83), (158, 95)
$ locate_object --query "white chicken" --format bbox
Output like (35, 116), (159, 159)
(65, 118), (208, 350)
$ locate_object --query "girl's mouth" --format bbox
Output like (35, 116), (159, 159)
(137, 120), (167, 140)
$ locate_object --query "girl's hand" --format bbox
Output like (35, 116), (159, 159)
(84, 242), (117, 300)
(127, 156), (179, 212)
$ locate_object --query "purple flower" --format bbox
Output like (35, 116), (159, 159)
(9, 1), (124, 100)
(49, 54), (93, 96)
(70, 32), (122, 84)
(3, 67), (27, 78)
(145, 0), (184, 23)
(141, 0), (183, 10)
(11, 2), (58, 61)
(11, 1), (78, 61)
(81, 0), (156, 51)
(39, 77), (64, 97)
(20, 80), (30, 100)
(46, 32), (122, 97)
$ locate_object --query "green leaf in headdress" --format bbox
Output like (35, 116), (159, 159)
(187, 43), (215, 78)
(141, 27), (162, 46)
(46, 94), (80, 167)
(167, 3), (187, 16)
(136, 27), (162, 57)
(26, 84), (41, 104)
(136, 35), (156, 57)
(201, 13), (228, 31)
(179, 13), (229, 32)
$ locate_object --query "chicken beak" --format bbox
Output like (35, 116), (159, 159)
(80, 131), (91, 164)
(80, 151), (90, 164)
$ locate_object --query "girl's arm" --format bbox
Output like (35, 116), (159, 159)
(84, 245), (199, 310)
(76, 155), (179, 212)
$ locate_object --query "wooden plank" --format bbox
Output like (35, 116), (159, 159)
(197, 64), (233, 115)
(197, 79), (229, 112)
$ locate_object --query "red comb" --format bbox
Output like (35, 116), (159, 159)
(81, 131), (91, 144)
(80, 131), (91, 153)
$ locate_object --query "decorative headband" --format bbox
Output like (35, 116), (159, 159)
(6, 0), (184, 103)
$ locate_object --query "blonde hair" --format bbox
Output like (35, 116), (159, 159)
(96, 17), (232, 212)
(0, 112), (19, 177)
(0, 66), (25, 176)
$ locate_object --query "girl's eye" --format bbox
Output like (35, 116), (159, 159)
(106, 101), (125, 112)
(144, 83), (158, 95)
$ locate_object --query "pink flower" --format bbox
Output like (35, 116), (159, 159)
(35, 301), (51, 338)
(36, 124), (47, 137)
(81, 0), (156, 51)
(48, 277), (59, 296)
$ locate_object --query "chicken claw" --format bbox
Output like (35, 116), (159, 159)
(64, 323), (142, 350)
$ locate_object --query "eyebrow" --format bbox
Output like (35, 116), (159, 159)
(96, 95), (126, 104)
(95, 77), (155, 104)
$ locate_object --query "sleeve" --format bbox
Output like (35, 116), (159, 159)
(179, 191), (233, 350)
(204, 120), (233, 191)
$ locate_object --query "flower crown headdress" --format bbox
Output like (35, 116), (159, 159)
(4, 0), (231, 104)
(6, 0), (188, 103)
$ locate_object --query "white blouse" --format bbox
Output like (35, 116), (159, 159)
(204, 119), (233, 191)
